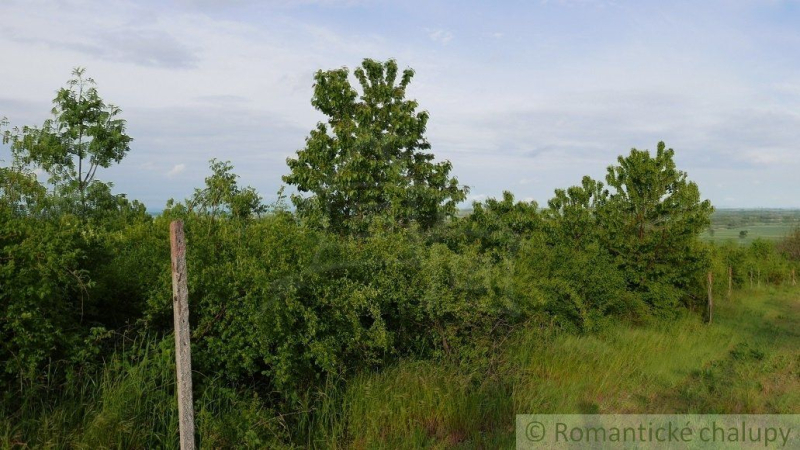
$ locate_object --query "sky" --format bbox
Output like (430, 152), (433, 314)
(1, 0), (799, 209)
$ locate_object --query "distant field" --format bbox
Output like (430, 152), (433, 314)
(701, 223), (796, 244)
(702, 209), (800, 245)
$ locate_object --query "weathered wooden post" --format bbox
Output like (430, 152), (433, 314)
(792, 268), (796, 286)
(707, 271), (713, 324)
(727, 266), (732, 299)
(170, 220), (195, 450)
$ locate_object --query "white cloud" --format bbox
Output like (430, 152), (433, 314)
(428, 29), (453, 45)
(167, 164), (187, 178)
(741, 150), (793, 166)
(467, 194), (487, 203)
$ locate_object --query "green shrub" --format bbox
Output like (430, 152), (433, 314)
(0, 213), (96, 396)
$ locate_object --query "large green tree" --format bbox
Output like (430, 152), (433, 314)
(601, 142), (713, 314)
(283, 59), (467, 234)
(5, 68), (132, 214)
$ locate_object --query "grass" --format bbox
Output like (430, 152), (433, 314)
(0, 339), (290, 449)
(692, 208), (800, 244)
(0, 339), (180, 449)
(319, 286), (799, 448)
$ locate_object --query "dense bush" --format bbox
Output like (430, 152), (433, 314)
(0, 213), (92, 393)
(136, 214), (528, 404)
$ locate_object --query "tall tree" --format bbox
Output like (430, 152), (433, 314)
(6, 68), (132, 214)
(601, 142), (713, 314)
(283, 58), (467, 234)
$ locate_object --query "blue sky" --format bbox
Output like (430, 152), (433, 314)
(1, 0), (799, 208)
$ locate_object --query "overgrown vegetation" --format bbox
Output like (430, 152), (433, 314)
(1, 62), (798, 448)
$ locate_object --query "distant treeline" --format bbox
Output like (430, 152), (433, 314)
(710, 209), (800, 228)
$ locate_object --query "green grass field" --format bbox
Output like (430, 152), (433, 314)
(698, 209), (800, 245)
(701, 223), (796, 244)
(312, 286), (799, 448)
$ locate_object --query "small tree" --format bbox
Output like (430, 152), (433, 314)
(6, 68), (132, 214)
(283, 59), (467, 234)
(739, 230), (749, 240)
(186, 159), (266, 219)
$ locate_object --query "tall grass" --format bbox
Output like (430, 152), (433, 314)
(313, 286), (799, 448)
(0, 337), (177, 449)
(1, 338), (291, 449)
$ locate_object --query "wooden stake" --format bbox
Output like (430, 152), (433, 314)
(170, 220), (195, 450)
(727, 266), (732, 299)
(707, 271), (713, 324)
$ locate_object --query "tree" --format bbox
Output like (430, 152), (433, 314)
(6, 68), (132, 214)
(739, 230), (749, 240)
(545, 175), (609, 249)
(601, 142), (713, 314)
(2, 117), (48, 215)
(283, 59), (467, 234)
(184, 159), (266, 219)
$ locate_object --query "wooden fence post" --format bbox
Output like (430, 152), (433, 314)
(727, 266), (732, 299)
(707, 271), (713, 324)
(170, 220), (195, 450)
